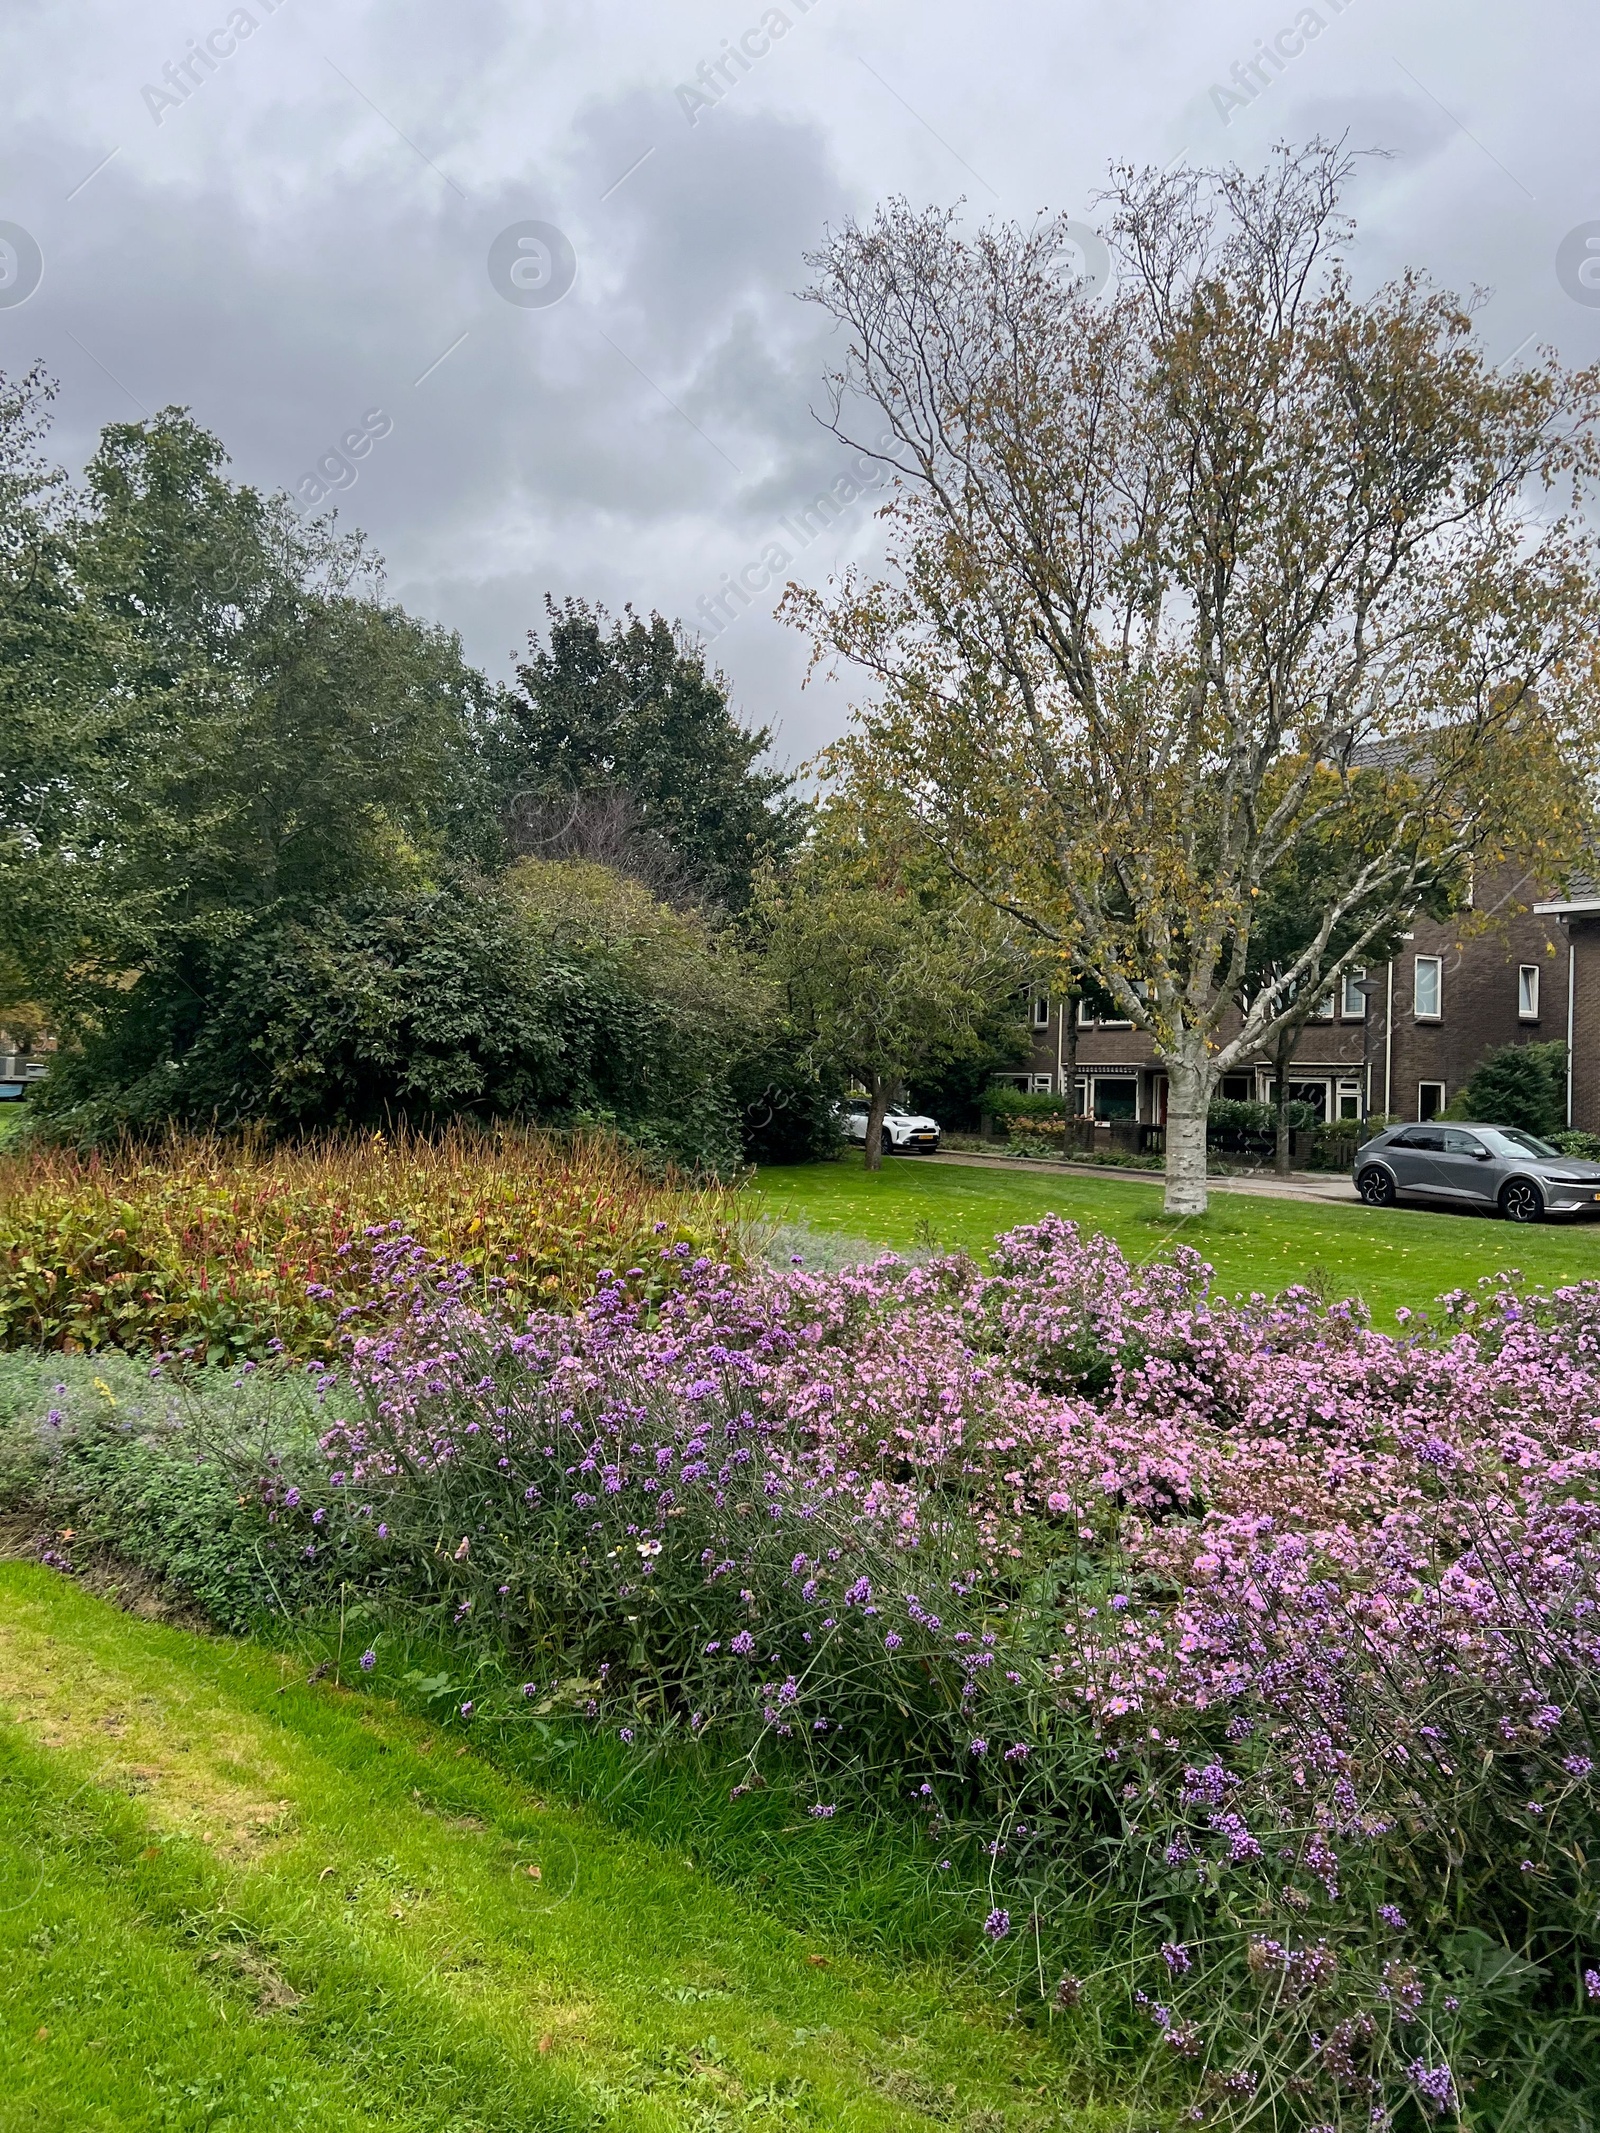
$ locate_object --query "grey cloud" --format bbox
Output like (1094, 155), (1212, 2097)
(2, 0), (1597, 764)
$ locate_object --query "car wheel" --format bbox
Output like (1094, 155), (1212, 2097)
(1357, 1166), (1396, 1208)
(878, 1126), (895, 1157)
(1499, 1177), (1544, 1224)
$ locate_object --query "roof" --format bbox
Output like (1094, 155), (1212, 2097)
(1533, 871), (1600, 917)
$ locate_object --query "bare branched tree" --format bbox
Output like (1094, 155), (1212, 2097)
(505, 785), (708, 913)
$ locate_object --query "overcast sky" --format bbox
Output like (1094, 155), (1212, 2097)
(3, 0), (1597, 772)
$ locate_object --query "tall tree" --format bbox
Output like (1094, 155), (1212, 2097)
(788, 145), (1600, 1212)
(505, 598), (805, 911)
(0, 364), (98, 1031)
(1, 400), (500, 1107)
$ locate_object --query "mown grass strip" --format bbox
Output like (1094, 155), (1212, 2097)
(0, 1564), (1127, 2132)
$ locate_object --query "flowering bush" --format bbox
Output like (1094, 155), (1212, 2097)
(0, 1127), (739, 1361)
(253, 1217), (1600, 2126)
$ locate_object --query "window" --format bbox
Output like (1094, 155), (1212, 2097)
(1030, 994), (1050, 1029)
(1077, 1000), (1132, 1029)
(1341, 968), (1368, 1019)
(1418, 1081), (1445, 1120)
(1287, 1081), (1329, 1123)
(1337, 1081), (1362, 1121)
(1029, 1074), (1054, 1095)
(1397, 1126), (1445, 1149)
(1442, 1130), (1486, 1157)
(1518, 965), (1540, 1021)
(1314, 991), (1335, 1020)
(1413, 956), (1443, 1021)
(1092, 1077), (1137, 1121)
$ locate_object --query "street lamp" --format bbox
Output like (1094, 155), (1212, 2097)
(1353, 977), (1384, 1129)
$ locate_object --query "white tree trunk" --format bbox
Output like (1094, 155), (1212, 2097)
(1162, 1042), (1214, 1217)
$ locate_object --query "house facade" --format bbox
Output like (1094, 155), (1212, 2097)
(1006, 868), (1600, 1130)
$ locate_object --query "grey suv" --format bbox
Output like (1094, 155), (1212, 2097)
(1354, 1122), (1600, 1223)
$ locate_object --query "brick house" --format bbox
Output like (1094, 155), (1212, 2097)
(1005, 865), (1600, 1130)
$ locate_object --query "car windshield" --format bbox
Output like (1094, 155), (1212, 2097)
(1483, 1128), (1561, 1159)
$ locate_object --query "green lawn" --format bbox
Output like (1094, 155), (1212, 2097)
(751, 1153), (1600, 1325)
(0, 1563), (1113, 2133)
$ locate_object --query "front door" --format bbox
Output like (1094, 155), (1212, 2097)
(1433, 1128), (1498, 1204)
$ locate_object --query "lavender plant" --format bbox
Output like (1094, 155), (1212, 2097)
(243, 1219), (1600, 2128)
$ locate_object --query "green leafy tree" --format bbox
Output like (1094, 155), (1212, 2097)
(504, 598), (805, 910)
(761, 819), (1028, 1171)
(3, 401), (502, 1115)
(1241, 820), (1458, 1170)
(0, 364), (100, 1032)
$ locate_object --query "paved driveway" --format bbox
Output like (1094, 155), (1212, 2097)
(929, 1149), (1359, 1209)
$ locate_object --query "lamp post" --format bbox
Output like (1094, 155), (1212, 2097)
(1354, 977), (1384, 1131)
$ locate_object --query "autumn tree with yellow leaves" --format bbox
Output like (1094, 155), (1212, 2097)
(788, 143), (1600, 1213)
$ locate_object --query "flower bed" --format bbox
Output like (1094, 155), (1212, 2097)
(240, 1215), (1600, 2126)
(0, 1128), (739, 1361)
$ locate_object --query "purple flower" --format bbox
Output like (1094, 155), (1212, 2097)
(1161, 1942), (1191, 1974)
(729, 1630), (755, 1657)
(969, 1738), (988, 1757)
(1406, 2061), (1455, 2116)
(619, 1726), (634, 1743)
(983, 1908), (1011, 1940)
(883, 1631), (902, 1651)
(459, 1701), (473, 1718)
(359, 1648), (376, 1672)
(1379, 1904), (1406, 1930)
(1586, 1968), (1600, 2000)
(809, 1804), (836, 1819)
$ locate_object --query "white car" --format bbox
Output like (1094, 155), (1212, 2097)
(838, 1098), (941, 1154)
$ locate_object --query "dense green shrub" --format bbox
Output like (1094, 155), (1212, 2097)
(1455, 1040), (1569, 1137)
(1205, 1096), (1319, 1135)
(35, 877), (748, 1175)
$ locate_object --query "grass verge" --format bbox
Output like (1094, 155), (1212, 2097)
(751, 1152), (1600, 1323)
(0, 1561), (1127, 2132)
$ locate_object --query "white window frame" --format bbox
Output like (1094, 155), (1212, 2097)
(1030, 994), (1050, 1029)
(1418, 1080), (1446, 1120)
(1336, 1080), (1363, 1122)
(1089, 1074), (1139, 1122)
(1341, 968), (1367, 1019)
(1313, 990), (1335, 1020)
(1518, 964), (1540, 1021)
(1029, 1073), (1054, 1094)
(1077, 1000), (1132, 1030)
(1413, 955), (1443, 1021)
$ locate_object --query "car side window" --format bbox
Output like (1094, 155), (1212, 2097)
(1394, 1130), (1439, 1149)
(1442, 1131), (1484, 1157)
